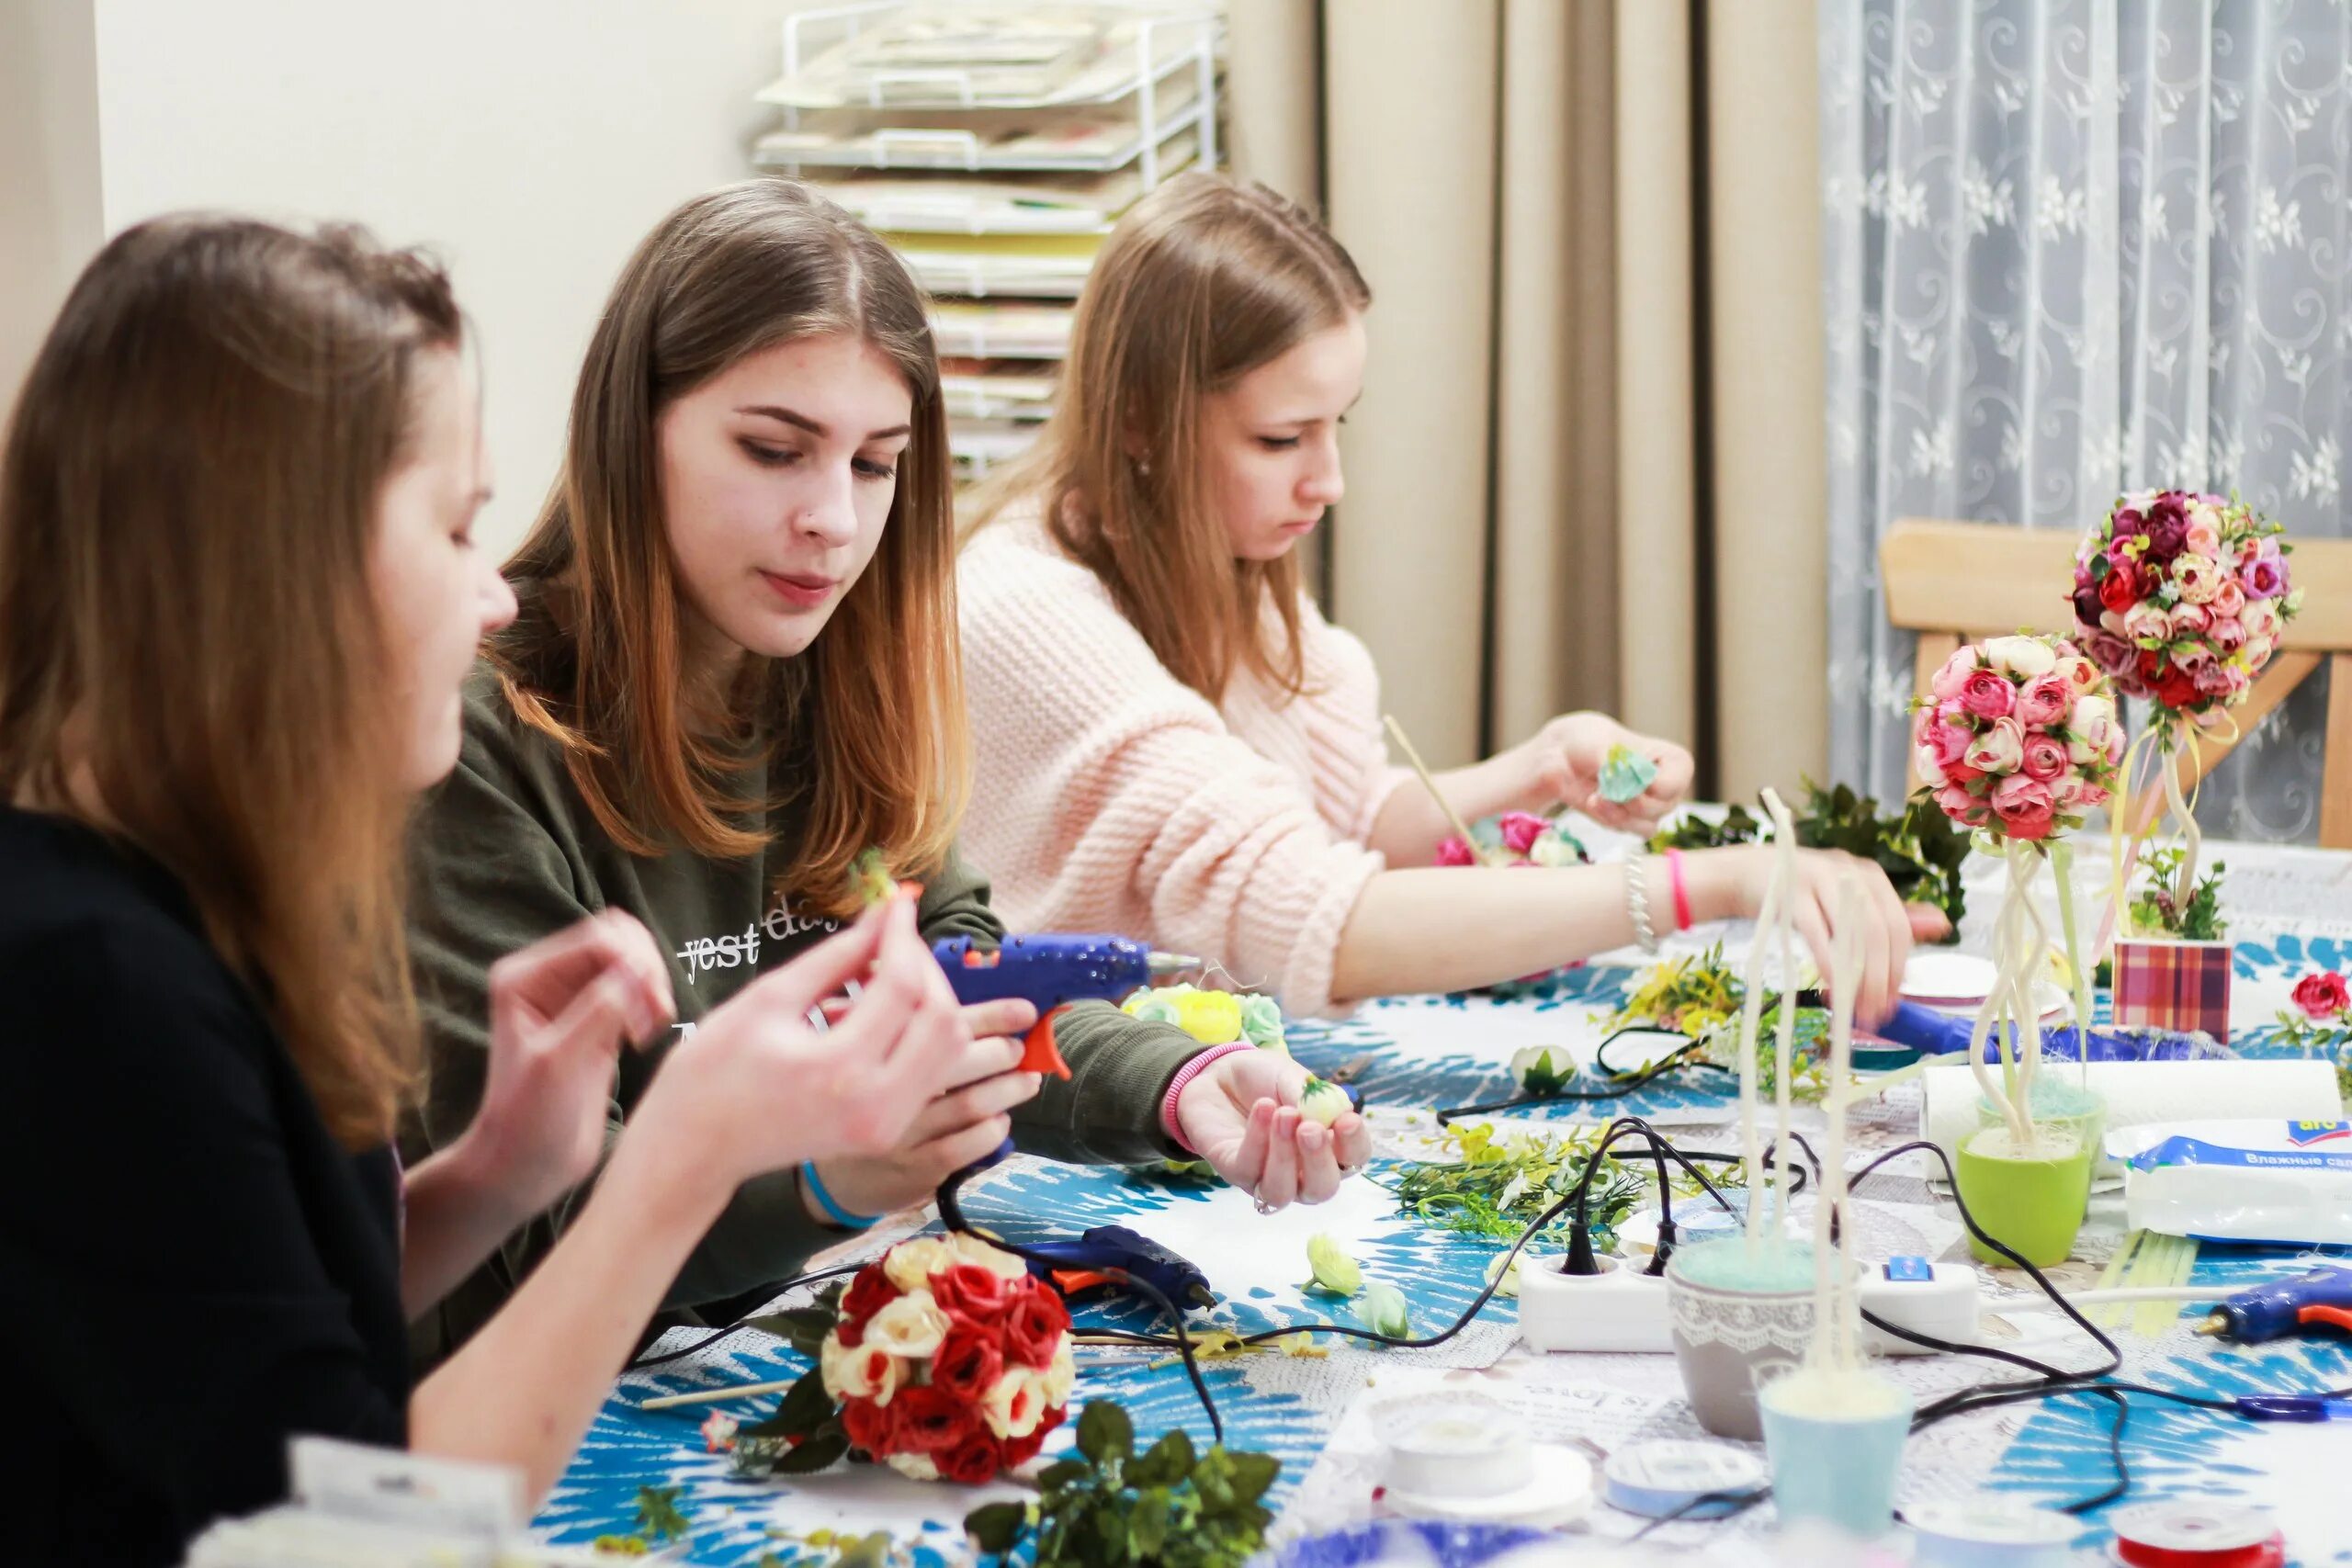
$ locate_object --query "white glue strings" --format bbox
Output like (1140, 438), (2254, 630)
(1765, 792), (1802, 1237)
(1809, 873), (1867, 1373)
(1736, 786), (1801, 1258)
(1193, 958), (1249, 991)
(1969, 839), (2030, 1145)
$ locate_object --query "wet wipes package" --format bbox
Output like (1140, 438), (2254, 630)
(2108, 1120), (2352, 1245)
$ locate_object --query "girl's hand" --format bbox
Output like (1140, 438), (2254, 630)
(1516, 712), (1694, 833)
(801, 1000), (1042, 1222)
(469, 910), (674, 1215)
(1174, 1049), (1373, 1210)
(639, 897), (974, 1183)
(1695, 845), (1925, 1026)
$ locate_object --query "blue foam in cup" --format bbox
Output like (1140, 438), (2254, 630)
(1758, 1374), (1913, 1540)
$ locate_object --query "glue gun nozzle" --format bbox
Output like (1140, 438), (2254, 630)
(1147, 951), (1202, 979)
(2194, 1314), (2229, 1338)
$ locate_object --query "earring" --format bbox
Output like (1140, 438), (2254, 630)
(1136, 456), (1152, 478)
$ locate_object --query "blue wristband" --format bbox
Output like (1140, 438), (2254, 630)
(800, 1163), (879, 1231)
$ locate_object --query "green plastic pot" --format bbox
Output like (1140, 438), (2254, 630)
(1954, 1124), (2092, 1268)
(1975, 1081), (2108, 1177)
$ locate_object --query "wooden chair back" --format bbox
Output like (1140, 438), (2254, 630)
(1880, 517), (2352, 849)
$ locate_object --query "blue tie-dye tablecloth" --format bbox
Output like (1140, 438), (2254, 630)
(540, 836), (2352, 1566)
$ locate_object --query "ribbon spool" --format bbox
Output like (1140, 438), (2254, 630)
(1908, 1496), (2078, 1567)
(2108, 1504), (2285, 1568)
(1370, 1393), (1530, 1502)
(1600, 1440), (1764, 1521)
(1367, 1393), (1591, 1528)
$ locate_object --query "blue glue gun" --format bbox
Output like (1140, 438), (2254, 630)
(932, 933), (1198, 1012)
(2196, 1267), (2352, 1345)
(930, 934), (1198, 1169)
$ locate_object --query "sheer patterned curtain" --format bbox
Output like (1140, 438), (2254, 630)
(1823, 0), (2348, 842)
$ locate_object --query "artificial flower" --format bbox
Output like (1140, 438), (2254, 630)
(980, 1366), (1051, 1440)
(1240, 993), (1289, 1052)
(1360, 1281), (1413, 1338)
(931, 1260), (1017, 1322)
(821, 1331), (907, 1406)
(2292, 971), (2350, 1021)
(1298, 1075), (1351, 1126)
(1984, 635), (2059, 677)
(841, 1267), (902, 1329)
(1510, 1045), (1571, 1093)
(888, 1385), (984, 1454)
(1001, 1281), (1071, 1370)
(1306, 1234), (1363, 1297)
(929, 1323), (1004, 1403)
(1040, 1344), (1078, 1407)
(1961, 668), (2017, 720)
(882, 1238), (958, 1293)
(863, 1291), (953, 1360)
(946, 1233), (1031, 1280)
(936, 1431), (1003, 1485)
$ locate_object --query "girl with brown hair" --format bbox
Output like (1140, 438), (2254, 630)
(0, 215), (978, 1563)
(403, 179), (1369, 1359)
(959, 170), (1944, 1020)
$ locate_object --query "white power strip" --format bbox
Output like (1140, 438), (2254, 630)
(1517, 1252), (1982, 1356)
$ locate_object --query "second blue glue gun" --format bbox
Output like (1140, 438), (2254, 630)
(1865, 1003), (2213, 1064)
(2196, 1266), (2352, 1344)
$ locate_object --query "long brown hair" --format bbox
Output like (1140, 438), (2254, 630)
(496, 180), (965, 919)
(0, 216), (461, 1147)
(966, 171), (1371, 702)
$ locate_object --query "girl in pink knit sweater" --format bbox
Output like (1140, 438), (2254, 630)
(959, 173), (1944, 1021)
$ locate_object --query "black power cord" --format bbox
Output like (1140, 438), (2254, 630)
(1431, 987), (1838, 1124)
(1434, 1029), (1725, 1123)
(635, 1118), (1728, 1446)
(1766, 1133), (2352, 1516)
(934, 1159), (1232, 1448)
(628, 1262), (868, 1369)
(678, 1120), (2339, 1521)
(924, 1117), (1726, 1438)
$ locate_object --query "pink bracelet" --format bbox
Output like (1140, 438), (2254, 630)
(1161, 1042), (1259, 1151)
(1666, 849), (1693, 932)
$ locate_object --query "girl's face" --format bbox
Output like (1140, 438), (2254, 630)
(371, 348), (515, 792)
(659, 333), (913, 665)
(1198, 312), (1365, 562)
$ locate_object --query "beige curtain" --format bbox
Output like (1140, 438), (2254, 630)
(1227, 0), (1827, 803)
(0, 0), (103, 423)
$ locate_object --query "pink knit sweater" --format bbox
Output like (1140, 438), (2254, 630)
(957, 509), (1411, 1016)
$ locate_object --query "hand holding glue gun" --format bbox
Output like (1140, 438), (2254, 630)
(931, 932), (1199, 1078)
(804, 907), (1369, 1220)
(929, 934), (1373, 1211)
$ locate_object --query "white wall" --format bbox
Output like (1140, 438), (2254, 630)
(95, 0), (817, 556)
(1, 0), (103, 421)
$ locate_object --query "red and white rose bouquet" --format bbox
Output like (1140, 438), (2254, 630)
(717, 1233), (1076, 1484)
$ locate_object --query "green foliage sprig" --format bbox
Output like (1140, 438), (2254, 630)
(1647, 781), (1970, 932)
(1387, 1122), (1743, 1248)
(965, 1404), (1278, 1568)
(2127, 848), (2228, 941)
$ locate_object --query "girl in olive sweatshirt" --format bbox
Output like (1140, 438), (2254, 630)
(405, 180), (1371, 1358)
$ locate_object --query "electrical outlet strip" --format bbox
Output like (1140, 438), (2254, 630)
(1517, 1252), (1981, 1356)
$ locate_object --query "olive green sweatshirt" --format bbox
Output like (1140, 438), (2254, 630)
(403, 667), (1204, 1361)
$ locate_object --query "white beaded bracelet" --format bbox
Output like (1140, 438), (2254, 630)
(1624, 858), (1661, 955)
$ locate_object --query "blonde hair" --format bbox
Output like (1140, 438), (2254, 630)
(967, 171), (1370, 701)
(496, 180), (967, 919)
(0, 217), (461, 1147)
